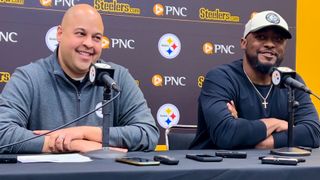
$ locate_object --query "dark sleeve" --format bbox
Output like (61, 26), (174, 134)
(200, 69), (266, 149)
(273, 75), (320, 148)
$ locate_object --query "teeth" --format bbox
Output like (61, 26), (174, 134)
(79, 51), (91, 56)
(262, 52), (274, 56)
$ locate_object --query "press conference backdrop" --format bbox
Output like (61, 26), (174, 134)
(0, 0), (296, 145)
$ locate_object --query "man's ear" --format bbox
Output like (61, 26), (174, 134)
(56, 25), (63, 43)
(240, 38), (247, 50)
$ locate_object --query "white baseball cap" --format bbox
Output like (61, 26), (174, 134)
(243, 10), (292, 39)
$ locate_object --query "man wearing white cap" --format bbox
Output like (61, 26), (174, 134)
(190, 10), (320, 150)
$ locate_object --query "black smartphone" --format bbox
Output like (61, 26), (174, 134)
(154, 155), (179, 165)
(0, 155), (17, 164)
(186, 154), (223, 162)
(259, 155), (305, 163)
(115, 157), (160, 166)
(261, 156), (298, 165)
(215, 151), (247, 158)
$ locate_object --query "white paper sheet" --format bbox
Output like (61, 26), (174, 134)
(17, 153), (92, 163)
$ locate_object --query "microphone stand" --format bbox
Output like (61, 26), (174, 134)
(270, 86), (311, 156)
(102, 86), (112, 148)
(85, 86), (126, 159)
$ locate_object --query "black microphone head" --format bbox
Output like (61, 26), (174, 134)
(89, 63), (115, 86)
(271, 67), (296, 88)
(271, 67), (311, 94)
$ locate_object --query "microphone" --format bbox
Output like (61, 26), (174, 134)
(271, 67), (311, 94)
(89, 63), (120, 92)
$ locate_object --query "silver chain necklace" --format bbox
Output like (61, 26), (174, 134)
(243, 67), (273, 109)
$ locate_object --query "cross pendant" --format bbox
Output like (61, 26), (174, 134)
(262, 100), (268, 109)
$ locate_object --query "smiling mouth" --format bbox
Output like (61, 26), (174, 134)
(77, 50), (94, 57)
(260, 51), (277, 58)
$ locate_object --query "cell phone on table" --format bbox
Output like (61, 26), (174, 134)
(0, 155), (17, 164)
(259, 155), (305, 163)
(115, 157), (160, 166)
(186, 154), (223, 162)
(215, 151), (247, 158)
(260, 156), (298, 165)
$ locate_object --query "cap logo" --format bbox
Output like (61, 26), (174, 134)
(265, 13), (280, 24)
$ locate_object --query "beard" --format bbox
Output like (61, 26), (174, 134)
(245, 51), (283, 74)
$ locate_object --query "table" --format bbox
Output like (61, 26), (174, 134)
(1, 149), (320, 180)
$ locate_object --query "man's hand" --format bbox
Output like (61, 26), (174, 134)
(36, 127), (86, 153)
(40, 138), (103, 153)
(34, 126), (102, 153)
(70, 140), (128, 153)
(36, 126), (127, 153)
(256, 118), (287, 149)
(226, 101), (287, 149)
(255, 135), (274, 149)
(69, 140), (102, 153)
(227, 100), (238, 118)
(260, 118), (288, 137)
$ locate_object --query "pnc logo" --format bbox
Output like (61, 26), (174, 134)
(40, 0), (78, 7)
(250, 12), (258, 19)
(158, 33), (181, 59)
(153, 3), (164, 16)
(39, 0), (52, 7)
(153, 3), (187, 17)
(203, 42), (213, 55)
(102, 36), (135, 49)
(152, 74), (163, 87)
(0, 31), (18, 43)
(135, 80), (140, 86)
(152, 74), (186, 87)
(202, 42), (235, 55)
(101, 36), (110, 49)
(156, 104), (180, 129)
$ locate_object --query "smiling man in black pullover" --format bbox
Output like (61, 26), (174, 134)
(190, 10), (320, 150)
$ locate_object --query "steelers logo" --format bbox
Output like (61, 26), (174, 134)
(95, 102), (103, 118)
(45, 26), (58, 52)
(271, 70), (281, 86)
(266, 12), (280, 24)
(158, 33), (181, 59)
(156, 104), (180, 129)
